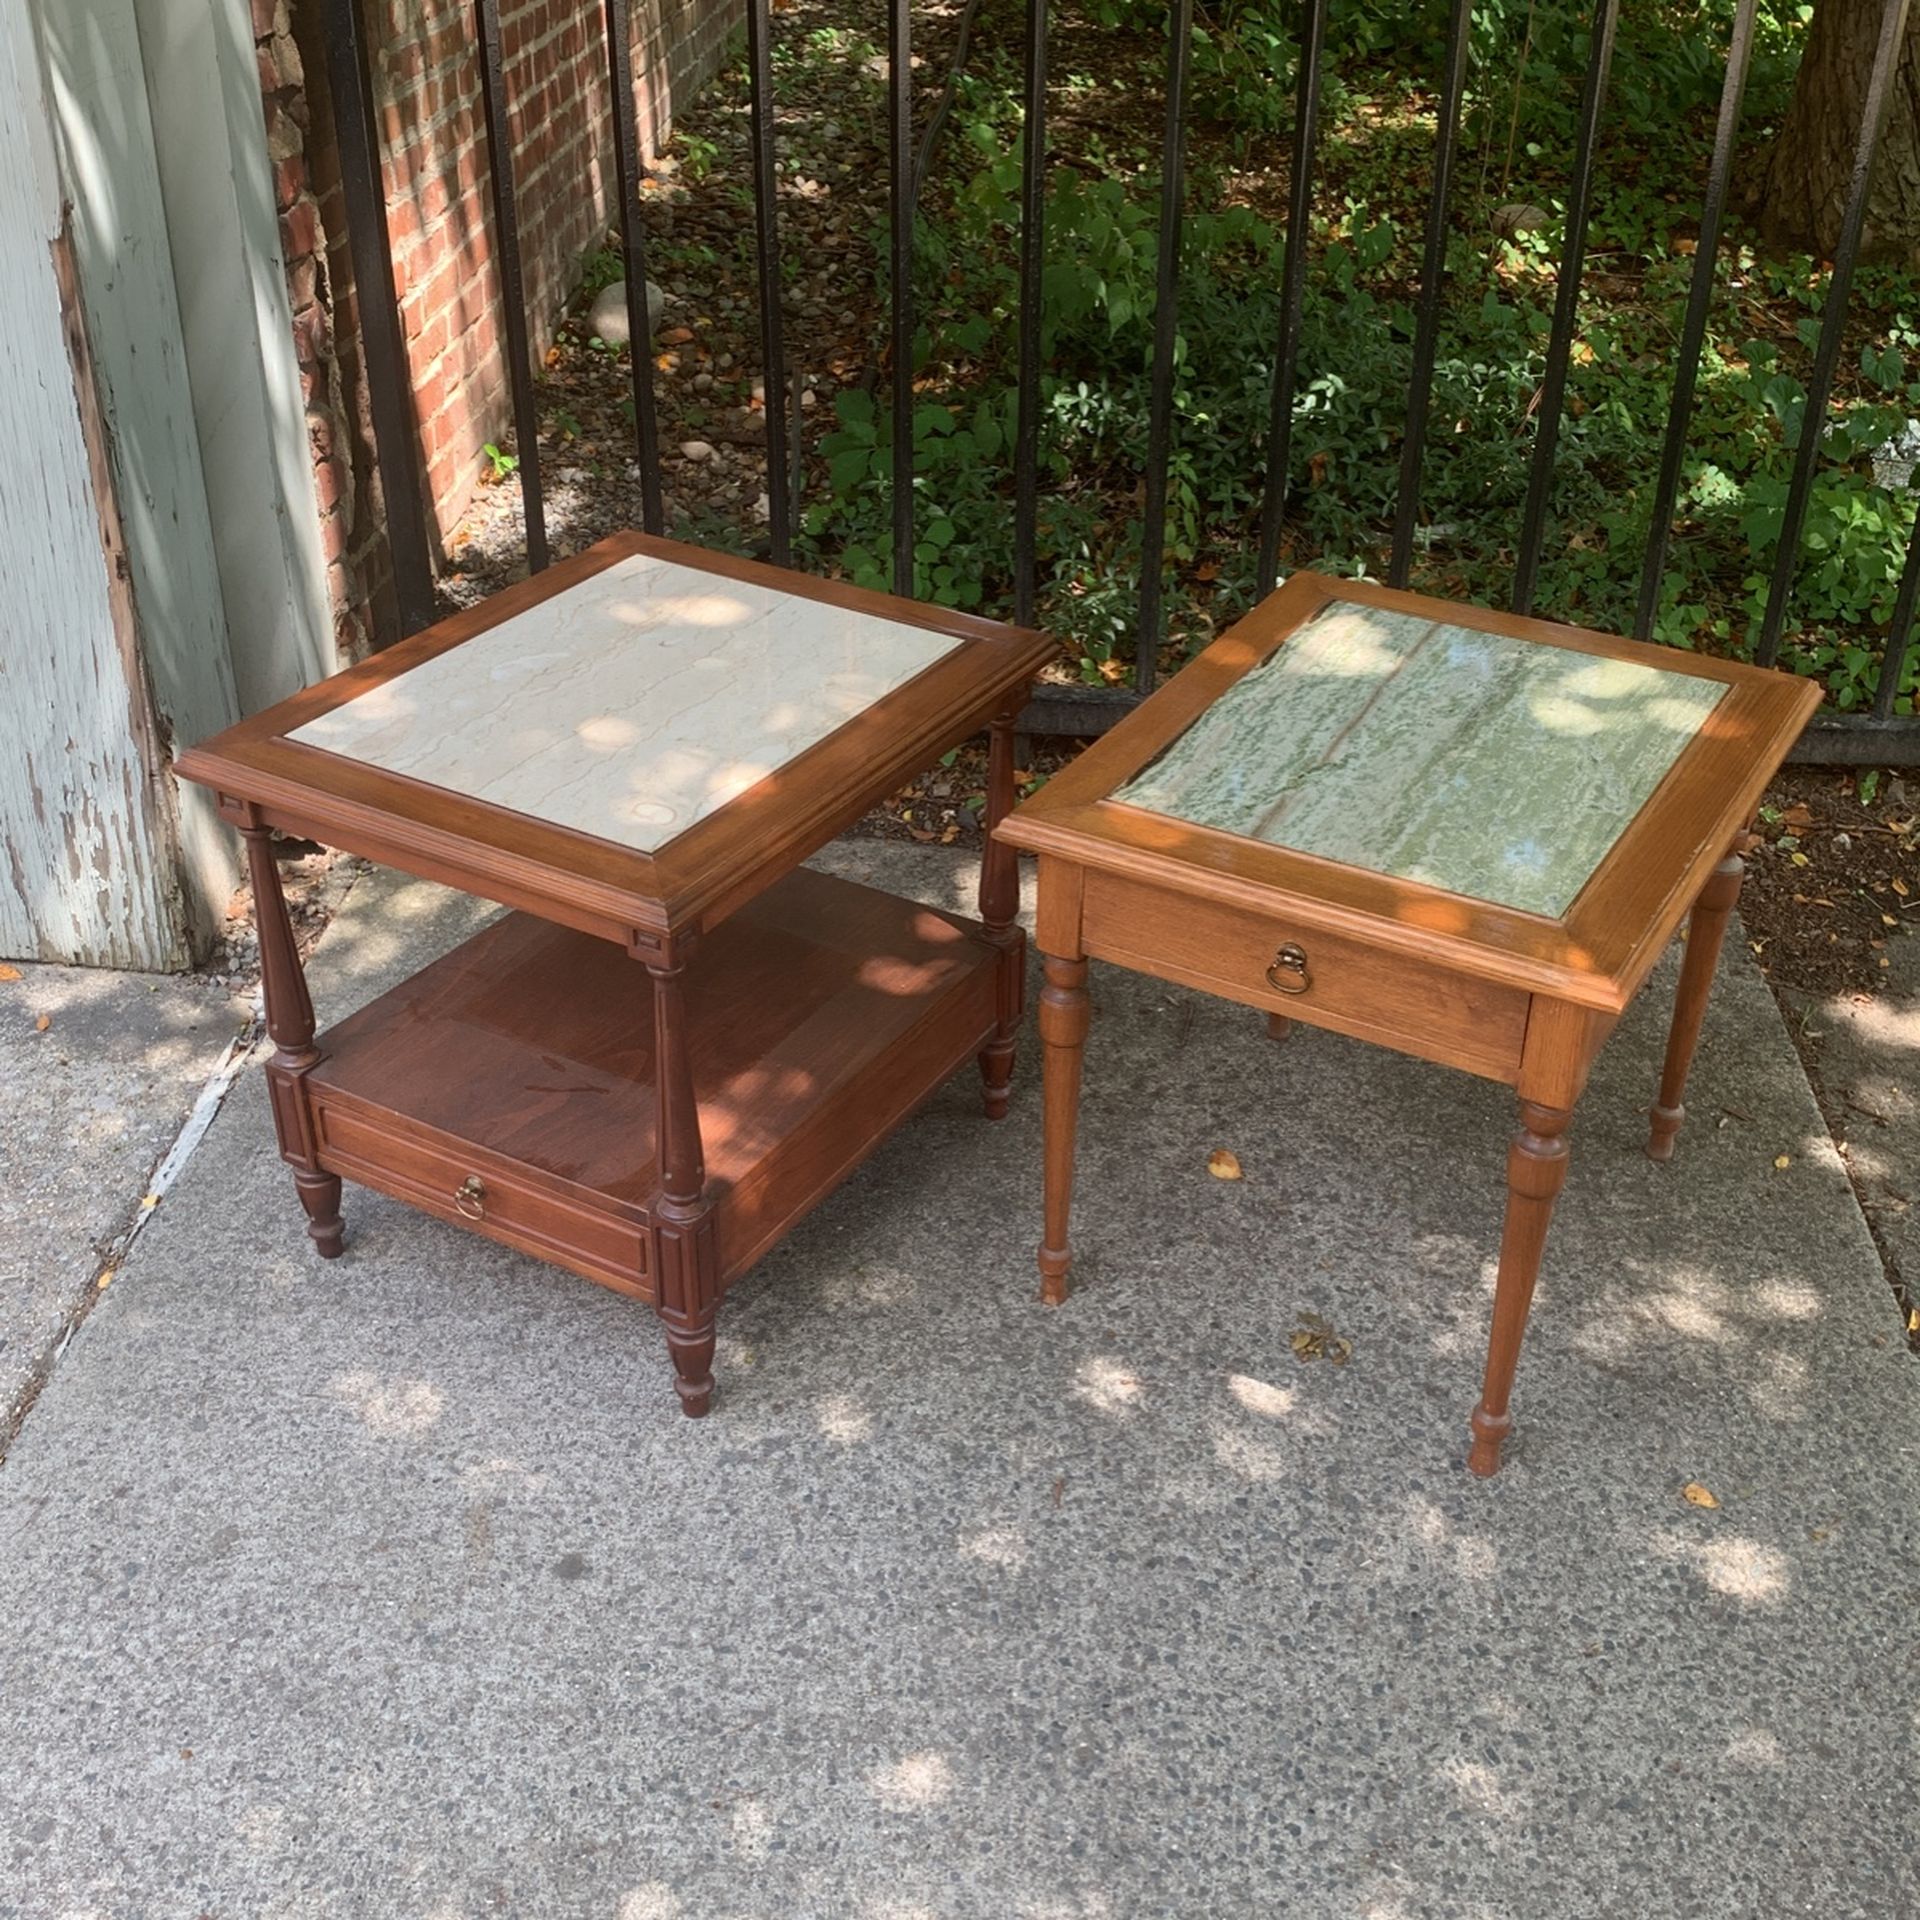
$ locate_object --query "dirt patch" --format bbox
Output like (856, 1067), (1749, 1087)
(1742, 769), (1919, 1001)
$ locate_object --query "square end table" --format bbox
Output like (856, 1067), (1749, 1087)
(997, 573), (1821, 1473)
(178, 532), (1054, 1414)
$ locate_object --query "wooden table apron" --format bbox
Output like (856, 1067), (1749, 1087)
(1001, 572), (1822, 1475)
(176, 531), (1055, 1416)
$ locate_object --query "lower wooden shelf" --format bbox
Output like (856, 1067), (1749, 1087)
(303, 866), (1004, 1301)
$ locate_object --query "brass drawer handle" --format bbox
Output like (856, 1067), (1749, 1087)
(455, 1174), (487, 1220)
(1265, 943), (1312, 996)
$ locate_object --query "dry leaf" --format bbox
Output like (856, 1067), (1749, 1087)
(1207, 1148), (1243, 1181)
(1288, 1316), (1353, 1366)
(0, 964), (20, 983)
(1892, 877), (1909, 898)
(1773, 1154), (1791, 1170)
(33, 1013), (50, 1032)
(1681, 1481), (1720, 1509)
(96, 1269), (115, 1291)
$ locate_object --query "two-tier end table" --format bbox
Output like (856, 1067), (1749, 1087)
(997, 574), (1819, 1474)
(177, 532), (1053, 1415)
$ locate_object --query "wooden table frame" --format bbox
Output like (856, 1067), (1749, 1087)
(998, 573), (1821, 1473)
(179, 532), (1055, 1415)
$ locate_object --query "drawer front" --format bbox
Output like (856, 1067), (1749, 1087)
(313, 1095), (651, 1297)
(1080, 870), (1526, 1082)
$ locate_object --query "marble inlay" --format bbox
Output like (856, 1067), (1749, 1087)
(1112, 599), (1726, 917)
(290, 553), (963, 851)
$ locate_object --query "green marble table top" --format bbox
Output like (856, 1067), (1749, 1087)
(1111, 598), (1727, 918)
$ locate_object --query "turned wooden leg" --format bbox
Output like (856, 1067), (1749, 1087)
(1037, 953), (1089, 1306)
(977, 701), (1024, 1119)
(1647, 846), (1746, 1163)
(294, 1170), (345, 1259)
(242, 824), (344, 1259)
(647, 953), (721, 1417)
(1265, 1012), (1294, 1043)
(1468, 1100), (1572, 1476)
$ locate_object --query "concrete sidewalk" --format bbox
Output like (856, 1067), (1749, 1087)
(1, 843), (1914, 1918)
(0, 961), (247, 1431)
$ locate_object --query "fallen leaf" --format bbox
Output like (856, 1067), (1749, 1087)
(1288, 1316), (1353, 1366)
(0, 964), (20, 982)
(1207, 1148), (1243, 1181)
(96, 1268), (115, 1291)
(1893, 877), (1910, 898)
(33, 1013), (50, 1032)
(1773, 1154), (1791, 1170)
(1681, 1481), (1720, 1509)
(139, 1193), (160, 1212)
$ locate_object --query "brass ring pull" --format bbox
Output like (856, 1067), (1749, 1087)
(455, 1175), (487, 1220)
(1265, 943), (1312, 996)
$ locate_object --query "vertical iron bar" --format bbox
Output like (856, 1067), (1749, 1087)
(321, 0), (436, 637)
(603, 0), (664, 534)
(1755, 0), (1915, 668)
(1387, 0), (1471, 590)
(1632, 0), (1757, 640)
(1012, 0), (1049, 627)
(1254, 0), (1329, 598)
(1511, 0), (1619, 617)
(475, 0), (549, 573)
(1135, 0), (1193, 698)
(745, 0), (793, 564)
(1872, 494), (1920, 718)
(888, 0), (916, 596)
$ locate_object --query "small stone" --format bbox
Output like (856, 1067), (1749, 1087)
(1886, 777), (1910, 810)
(588, 278), (667, 345)
(800, 388), (818, 410)
(692, 371), (714, 392)
(1492, 202), (1551, 239)
(1832, 831), (1852, 851)
(680, 440), (716, 462)
(753, 492), (771, 523)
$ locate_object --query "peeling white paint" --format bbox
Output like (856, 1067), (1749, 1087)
(0, 6), (185, 968)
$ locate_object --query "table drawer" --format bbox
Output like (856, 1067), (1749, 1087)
(1080, 869), (1527, 1082)
(312, 1095), (651, 1296)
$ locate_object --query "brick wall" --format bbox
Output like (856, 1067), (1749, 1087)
(262, 0), (742, 662)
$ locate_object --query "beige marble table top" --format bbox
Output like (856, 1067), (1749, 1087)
(289, 552), (963, 852)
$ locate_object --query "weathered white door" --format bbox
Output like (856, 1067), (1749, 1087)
(0, 7), (193, 970)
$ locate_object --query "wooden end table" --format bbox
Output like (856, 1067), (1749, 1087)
(997, 574), (1819, 1474)
(178, 532), (1052, 1415)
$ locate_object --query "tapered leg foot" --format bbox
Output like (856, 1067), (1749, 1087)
(295, 1171), (345, 1259)
(1265, 1012), (1294, 1043)
(1646, 847), (1745, 1163)
(1467, 1099), (1572, 1477)
(1038, 953), (1089, 1307)
(978, 1036), (1016, 1121)
(664, 1315), (716, 1418)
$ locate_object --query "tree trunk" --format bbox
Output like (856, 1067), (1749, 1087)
(1754, 0), (1920, 265)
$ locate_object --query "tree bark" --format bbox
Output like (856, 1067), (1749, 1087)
(1753, 0), (1920, 266)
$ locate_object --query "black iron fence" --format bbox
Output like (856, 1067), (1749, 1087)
(321, 0), (1920, 763)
